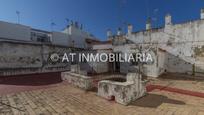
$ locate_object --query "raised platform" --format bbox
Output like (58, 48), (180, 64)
(61, 71), (93, 90)
(97, 73), (147, 105)
(61, 71), (147, 105)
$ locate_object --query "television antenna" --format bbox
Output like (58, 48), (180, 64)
(50, 21), (56, 31)
(152, 8), (159, 28)
(16, 11), (20, 24)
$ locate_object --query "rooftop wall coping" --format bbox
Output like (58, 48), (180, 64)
(62, 71), (92, 79)
(99, 80), (134, 86)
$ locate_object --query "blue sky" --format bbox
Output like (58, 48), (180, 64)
(0, 0), (204, 40)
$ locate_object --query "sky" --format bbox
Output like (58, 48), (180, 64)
(0, 0), (204, 40)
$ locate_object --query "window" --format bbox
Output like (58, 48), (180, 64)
(31, 31), (51, 43)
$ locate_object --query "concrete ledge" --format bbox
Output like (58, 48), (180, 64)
(61, 71), (93, 90)
(97, 73), (147, 105)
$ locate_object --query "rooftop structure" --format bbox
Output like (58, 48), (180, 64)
(98, 8), (204, 77)
(0, 20), (98, 48)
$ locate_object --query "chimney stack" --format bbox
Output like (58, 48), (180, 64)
(107, 29), (112, 37)
(201, 8), (204, 19)
(165, 14), (172, 25)
(117, 27), (122, 35)
(146, 17), (151, 30)
(128, 24), (133, 34)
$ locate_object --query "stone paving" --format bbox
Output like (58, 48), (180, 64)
(149, 73), (204, 93)
(0, 81), (204, 115)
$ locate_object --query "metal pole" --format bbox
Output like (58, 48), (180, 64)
(16, 11), (20, 24)
(153, 9), (159, 28)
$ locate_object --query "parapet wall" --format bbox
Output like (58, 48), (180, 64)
(61, 71), (93, 90)
(0, 41), (71, 76)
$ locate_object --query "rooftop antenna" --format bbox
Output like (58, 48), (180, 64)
(80, 24), (83, 30)
(122, 21), (128, 34)
(16, 11), (20, 24)
(118, 0), (126, 30)
(145, 0), (150, 18)
(70, 20), (74, 26)
(152, 8), (159, 28)
(50, 21), (56, 31)
(65, 18), (69, 27)
(65, 18), (69, 23)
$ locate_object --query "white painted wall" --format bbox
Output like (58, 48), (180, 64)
(0, 21), (97, 47)
(0, 41), (71, 76)
(63, 25), (97, 48)
(0, 21), (31, 41)
(0, 42), (42, 68)
(93, 44), (112, 50)
(111, 19), (204, 76)
(51, 32), (71, 46)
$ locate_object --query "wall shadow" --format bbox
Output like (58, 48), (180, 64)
(129, 94), (185, 108)
(0, 72), (62, 86)
(159, 73), (204, 81)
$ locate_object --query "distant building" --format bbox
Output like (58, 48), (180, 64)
(0, 20), (97, 48)
(87, 8), (204, 77)
(62, 22), (97, 48)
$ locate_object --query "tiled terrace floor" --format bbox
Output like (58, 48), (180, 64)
(149, 73), (204, 93)
(0, 73), (204, 115)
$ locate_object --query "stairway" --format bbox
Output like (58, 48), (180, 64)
(159, 45), (196, 64)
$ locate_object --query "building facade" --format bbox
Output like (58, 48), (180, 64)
(0, 21), (97, 48)
(90, 9), (204, 77)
